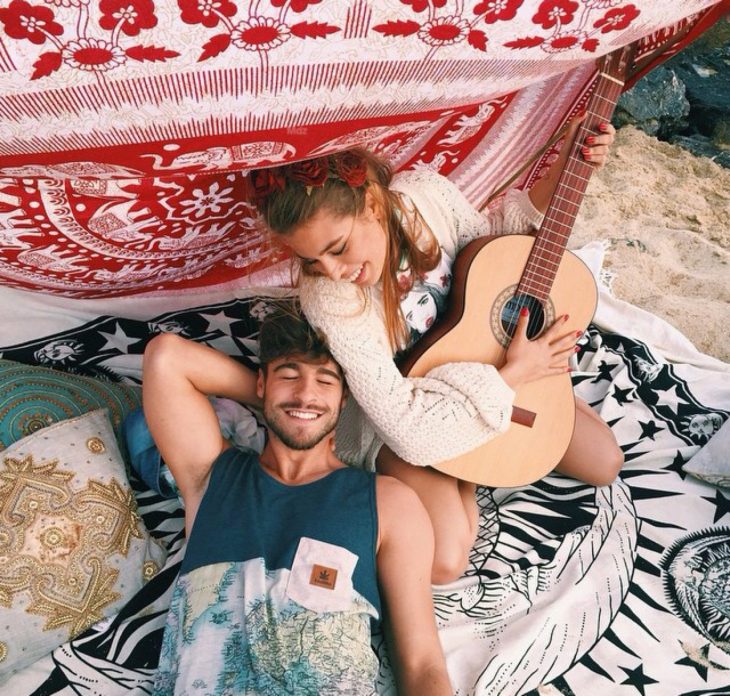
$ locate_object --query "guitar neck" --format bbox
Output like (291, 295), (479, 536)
(519, 62), (626, 301)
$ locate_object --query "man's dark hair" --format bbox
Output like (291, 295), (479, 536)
(257, 303), (339, 376)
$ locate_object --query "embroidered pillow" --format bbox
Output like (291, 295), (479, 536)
(0, 409), (167, 678)
(0, 359), (141, 452)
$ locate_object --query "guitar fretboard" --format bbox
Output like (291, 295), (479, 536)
(518, 65), (626, 302)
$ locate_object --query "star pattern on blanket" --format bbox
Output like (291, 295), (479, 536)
(0, 298), (268, 382)
(664, 451), (690, 480)
(638, 419), (664, 440)
(675, 641), (730, 681)
(98, 322), (142, 354)
(654, 382), (689, 417)
(619, 663), (659, 694)
(592, 359), (618, 383)
(612, 384), (634, 405)
(200, 310), (244, 337)
(702, 489), (730, 524)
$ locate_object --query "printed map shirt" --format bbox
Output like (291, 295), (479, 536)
(153, 448), (380, 696)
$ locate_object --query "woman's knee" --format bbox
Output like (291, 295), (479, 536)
(587, 444), (624, 486)
(431, 531), (472, 585)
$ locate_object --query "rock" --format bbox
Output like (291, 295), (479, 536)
(611, 18), (730, 167)
(613, 67), (689, 138)
(666, 47), (730, 149)
(667, 134), (730, 168)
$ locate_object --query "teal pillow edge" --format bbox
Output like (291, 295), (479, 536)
(0, 359), (141, 455)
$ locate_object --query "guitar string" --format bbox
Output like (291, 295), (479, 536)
(523, 80), (621, 295)
(523, 82), (621, 335)
(521, 77), (622, 340)
(497, 73), (623, 342)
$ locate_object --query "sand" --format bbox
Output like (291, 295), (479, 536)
(571, 125), (730, 363)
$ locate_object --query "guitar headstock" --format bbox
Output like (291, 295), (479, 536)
(598, 43), (637, 84)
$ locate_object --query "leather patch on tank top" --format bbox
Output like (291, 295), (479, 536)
(309, 563), (338, 590)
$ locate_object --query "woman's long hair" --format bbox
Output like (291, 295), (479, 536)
(252, 148), (441, 351)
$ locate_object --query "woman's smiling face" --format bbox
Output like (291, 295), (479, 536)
(277, 193), (387, 287)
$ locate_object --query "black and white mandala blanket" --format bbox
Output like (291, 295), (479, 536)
(1, 264), (729, 696)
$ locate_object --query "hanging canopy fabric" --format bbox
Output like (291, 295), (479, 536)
(2, 5), (730, 695)
(0, 0), (726, 298)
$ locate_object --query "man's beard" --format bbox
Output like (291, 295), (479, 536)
(263, 401), (340, 451)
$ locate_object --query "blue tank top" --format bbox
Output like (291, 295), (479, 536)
(154, 447), (381, 695)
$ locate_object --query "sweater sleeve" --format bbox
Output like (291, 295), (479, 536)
(391, 170), (545, 255)
(299, 275), (516, 468)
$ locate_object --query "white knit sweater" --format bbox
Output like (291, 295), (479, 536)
(299, 169), (544, 470)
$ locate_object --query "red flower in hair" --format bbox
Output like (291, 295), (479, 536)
(335, 152), (368, 188)
(289, 158), (329, 187)
(249, 168), (286, 206)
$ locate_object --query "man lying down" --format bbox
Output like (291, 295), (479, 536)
(140, 306), (453, 695)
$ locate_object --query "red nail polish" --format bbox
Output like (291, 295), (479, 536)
(586, 136), (595, 145)
(520, 307), (529, 316)
(599, 122), (609, 132)
(575, 345), (580, 352)
(564, 314), (570, 321)
(576, 330), (582, 337)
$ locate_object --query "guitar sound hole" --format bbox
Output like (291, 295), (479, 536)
(501, 294), (545, 340)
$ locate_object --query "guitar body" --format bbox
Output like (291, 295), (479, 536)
(399, 47), (632, 486)
(402, 234), (597, 487)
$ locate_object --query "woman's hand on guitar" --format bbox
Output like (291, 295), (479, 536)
(576, 116), (615, 169)
(499, 310), (578, 390)
(529, 117), (615, 213)
(564, 113), (616, 169)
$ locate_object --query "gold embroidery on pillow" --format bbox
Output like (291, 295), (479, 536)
(143, 560), (160, 580)
(75, 479), (143, 556)
(86, 437), (106, 454)
(21, 557), (120, 635)
(0, 453), (146, 638)
(0, 454), (74, 511)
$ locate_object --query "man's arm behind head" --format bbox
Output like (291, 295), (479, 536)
(142, 333), (259, 532)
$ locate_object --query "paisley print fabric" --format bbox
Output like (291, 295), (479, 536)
(0, 2), (724, 297)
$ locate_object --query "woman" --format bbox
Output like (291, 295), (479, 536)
(247, 122), (622, 584)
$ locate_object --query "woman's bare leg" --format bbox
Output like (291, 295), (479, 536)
(375, 398), (619, 583)
(376, 445), (477, 585)
(555, 397), (623, 485)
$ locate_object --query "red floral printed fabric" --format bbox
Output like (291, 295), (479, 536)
(0, 0), (725, 297)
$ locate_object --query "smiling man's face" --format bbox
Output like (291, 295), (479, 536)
(257, 354), (345, 451)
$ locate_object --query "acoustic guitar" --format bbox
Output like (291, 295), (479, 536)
(399, 47), (634, 487)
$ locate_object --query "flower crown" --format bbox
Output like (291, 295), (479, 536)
(247, 151), (368, 210)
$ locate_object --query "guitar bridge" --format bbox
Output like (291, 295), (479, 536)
(511, 406), (536, 428)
